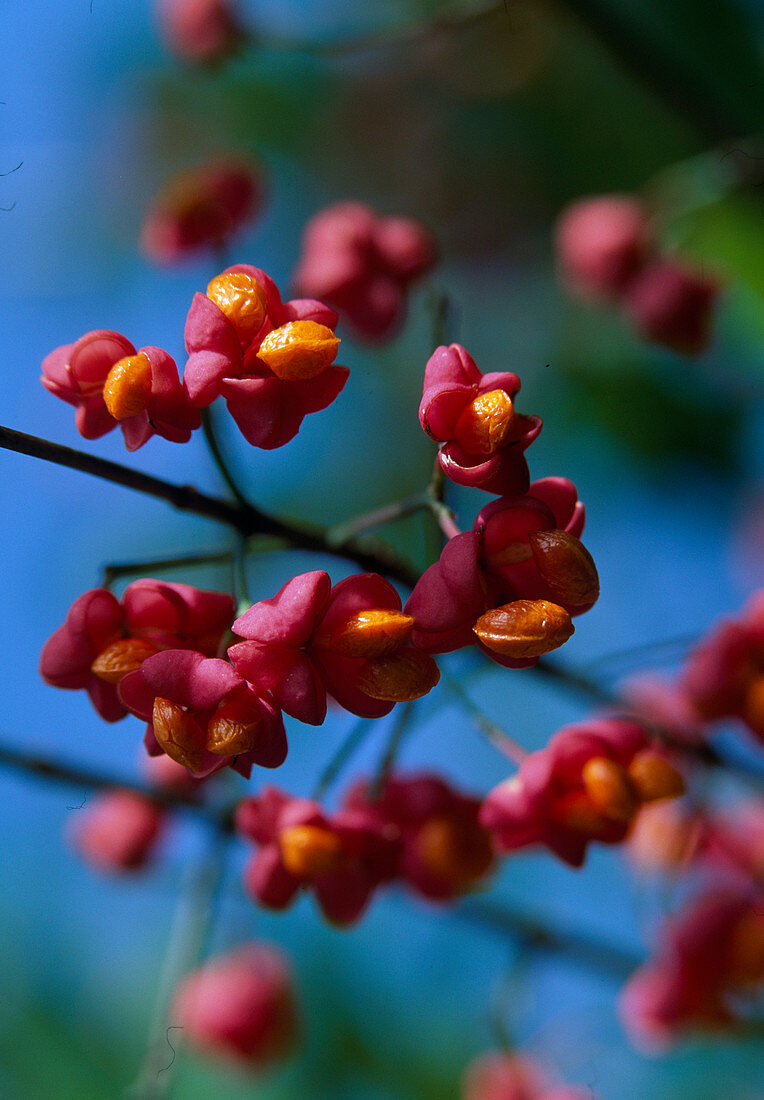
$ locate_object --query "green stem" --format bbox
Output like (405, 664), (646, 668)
(312, 717), (376, 802)
(125, 828), (231, 1100)
(441, 669), (528, 765)
(102, 550), (234, 588)
(326, 493), (429, 548)
(372, 702), (416, 797)
(200, 406), (251, 511)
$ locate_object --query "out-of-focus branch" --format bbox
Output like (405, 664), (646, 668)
(459, 898), (641, 977)
(0, 737), (235, 830)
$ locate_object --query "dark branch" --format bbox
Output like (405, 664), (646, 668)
(0, 425), (420, 587)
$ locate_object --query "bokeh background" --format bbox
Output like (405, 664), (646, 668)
(1, 1), (764, 1096)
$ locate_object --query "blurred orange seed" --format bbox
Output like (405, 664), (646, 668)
(581, 756), (637, 822)
(627, 751), (686, 803)
(279, 824), (346, 877)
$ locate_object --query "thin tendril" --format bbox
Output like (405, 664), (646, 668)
(312, 717), (376, 802)
(371, 702), (416, 798)
(441, 669), (528, 765)
(201, 406), (251, 510)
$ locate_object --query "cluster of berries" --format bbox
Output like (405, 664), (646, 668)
(41, 265), (348, 451)
(556, 193), (720, 355)
(624, 589), (764, 748)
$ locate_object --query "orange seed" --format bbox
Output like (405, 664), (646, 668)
(206, 271), (268, 344)
(581, 756), (638, 822)
(206, 696), (265, 756)
(91, 637), (159, 683)
(453, 389), (515, 454)
(473, 599), (573, 659)
(355, 649), (440, 702)
(152, 697), (206, 773)
(528, 529), (600, 612)
(256, 320), (339, 381)
(627, 751), (686, 803)
(416, 815), (494, 887)
(102, 353), (153, 421)
(313, 608), (415, 659)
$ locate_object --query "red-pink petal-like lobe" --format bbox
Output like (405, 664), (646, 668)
(235, 785), (304, 844)
(40, 588), (123, 688)
(406, 533), (490, 652)
(170, 943), (299, 1069)
(526, 476), (586, 537)
(142, 346), (201, 438)
(315, 651), (395, 720)
(312, 865), (379, 926)
(122, 578), (235, 654)
(618, 887), (759, 1050)
(621, 673), (708, 746)
(420, 345), (542, 494)
(41, 331), (197, 450)
(70, 789), (164, 872)
(676, 592), (764, 745)
(556, 195), (652, 302)
(474, 482), (590, 613)
(280, 298), (339, 329)
(419, 344), (484, 439)
(41, 330), (135, 440)
(235, 787), (397, 925)
(40, 588), (126, 721)
(375, 216), (438, 281)
(221, 363), (349, 450)
(40, 343), (76, 403)
(234, 572), (332, 646)
(624, 259), (720, 356)
(67, 330), (137, 392)
(244, 846), (302, 909)
(232, 687), (288, 770)
(183, 291), (246, 405)
(344, 773), (494, 902)
(140, 650), (243, 709)
(228, 641), (327, 725)
(438, 441), (533, 497)
(319, 573), (402, 634)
